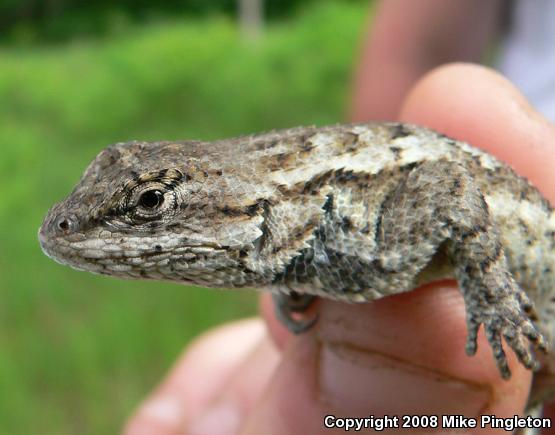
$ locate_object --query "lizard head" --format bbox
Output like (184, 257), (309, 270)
(39, 140), (273, 288)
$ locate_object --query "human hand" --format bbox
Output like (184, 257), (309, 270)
(123, 63), (555, 435)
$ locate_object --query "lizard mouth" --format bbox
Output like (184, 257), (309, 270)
(38, 222), (227, 279)
(38, 228), (98, 272)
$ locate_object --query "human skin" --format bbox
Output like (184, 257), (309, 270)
(351, 0), (503, 121)
(123, 64), (555, 435)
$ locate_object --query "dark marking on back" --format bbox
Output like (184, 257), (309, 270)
(338, 132), (359, 152)
(391, 123), (411, 139)
(254, 200), (272, 254)
(264, 152), (297, 172)
(300, 137), (315, 152)
(300, 170), (334, 195)
(322, 194), (333, 215)
(220, 205), (243, 217)
(245, 199), (269, 217)
(389, 146), (402, 160)
(340, 216), (353, 232)
(245, 203), (261, 216)
(290, 168), (371, 196)
(254, 139), (278, 151)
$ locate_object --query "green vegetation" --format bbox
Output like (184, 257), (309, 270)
(0, 0), (366, 43)
(0, 2), (369, 433)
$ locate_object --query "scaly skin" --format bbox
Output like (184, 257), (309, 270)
(39, 122), (555, 406)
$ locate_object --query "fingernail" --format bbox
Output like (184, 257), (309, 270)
(319, 342), (490, 416)
(189, 400), (242, 435)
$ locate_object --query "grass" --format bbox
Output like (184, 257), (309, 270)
(0, 2), (369, 433)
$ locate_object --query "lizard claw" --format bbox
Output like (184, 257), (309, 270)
(466, 295), (545, 379)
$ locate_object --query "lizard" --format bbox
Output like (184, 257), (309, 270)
(39, 122), (555, 408)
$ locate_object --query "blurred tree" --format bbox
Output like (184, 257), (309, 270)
(239, 0), (263, 40)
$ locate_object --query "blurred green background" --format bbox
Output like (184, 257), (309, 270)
(0, 1), (371, 433)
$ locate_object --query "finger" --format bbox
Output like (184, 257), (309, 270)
(123, 318), (271, 435)
(246, 284), (531, 435)
(399, 62), (555, 203)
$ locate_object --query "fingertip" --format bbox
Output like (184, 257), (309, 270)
(399, 62), (537, 132)
(399, 62), (555, 203)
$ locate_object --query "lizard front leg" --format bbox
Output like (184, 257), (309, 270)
(371, 160), (546, 378)
(284, 160), (547, 378)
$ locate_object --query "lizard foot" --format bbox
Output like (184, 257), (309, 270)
(272, 292), (318, 334)
(465, 284), (547, 379)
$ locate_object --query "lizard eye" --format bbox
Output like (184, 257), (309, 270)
(128, 185), (177, 223)
(138, 190), (164, 209)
